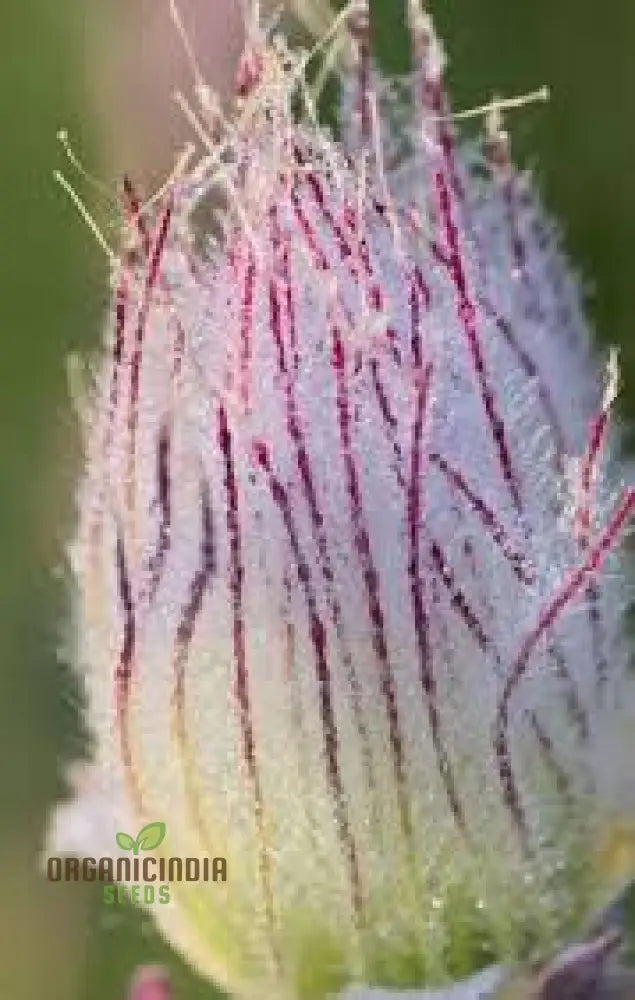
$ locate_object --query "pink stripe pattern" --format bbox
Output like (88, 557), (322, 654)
(56, 4), (635, 999)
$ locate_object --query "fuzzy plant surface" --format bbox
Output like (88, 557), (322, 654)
(49, 2), (635, 1000)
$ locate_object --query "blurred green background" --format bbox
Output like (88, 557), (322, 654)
(1, 1), (633, 997)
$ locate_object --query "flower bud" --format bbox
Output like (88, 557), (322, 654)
(50, 3), (635, 999)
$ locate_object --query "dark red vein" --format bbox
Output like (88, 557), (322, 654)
(429, 539), (490, 655)
(115, 528), (136, 713)
(267, 267), (378, 816)
(406, 361), (465, 828)
(218, 404), (279, 958)
(548, 643), (590, 743)
(408, 266), (430, 370)
(435, 169), (521, 512)
(147, 422), (172, 603)
(494, 488), (635, 835)
(172, 479), (216, 726)
(127, 195), (174, 506)
(430, 452), (534, 585)
(254, 441), (365, 918)
(331, 324), (414, 844)
(479, 297), (567, 469)
(369, 357), (405, 490)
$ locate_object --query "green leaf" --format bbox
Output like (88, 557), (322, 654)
(135, 822), (166, 852)
(115, 831), (136, 852)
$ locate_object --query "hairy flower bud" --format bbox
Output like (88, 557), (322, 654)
(50, 3), (635, 999)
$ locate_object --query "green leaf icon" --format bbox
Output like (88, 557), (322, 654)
(135, 821), (166, 852)
(116, 831), (136, 852)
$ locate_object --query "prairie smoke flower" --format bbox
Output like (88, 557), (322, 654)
(50, 2), (635, 998)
